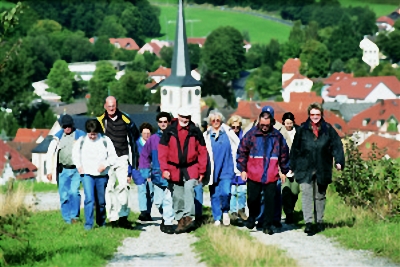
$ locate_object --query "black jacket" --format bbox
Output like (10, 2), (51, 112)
(290, 118), (345, 185)
(97, 109), (140, 168)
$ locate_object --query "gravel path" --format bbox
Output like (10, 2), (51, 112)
(25, 190), (398, 267)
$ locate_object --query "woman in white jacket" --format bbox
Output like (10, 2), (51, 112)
(72, 119), (117, 230)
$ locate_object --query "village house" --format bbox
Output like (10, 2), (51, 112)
(32, 80), (61, 102)
(89, 37), (140, 51)
(357, 134), (400, 159)
(281, 58), (313, 102)
(359, 37), (380, 71)
(348, 99), (400, 143)
(376, 16), (395, 32)
(138, 40), (170, 57)
(324, 76), (400, 103)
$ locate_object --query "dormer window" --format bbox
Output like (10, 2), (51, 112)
(362, 118), (370, 126)
(365, 84), (372, 88)
(336, 87), (340, 91)
(351, 82), (357, 86)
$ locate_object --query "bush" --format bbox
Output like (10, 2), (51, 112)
(334, 138), (400, 220)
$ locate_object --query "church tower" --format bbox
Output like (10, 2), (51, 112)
(160, 0), (202, 126)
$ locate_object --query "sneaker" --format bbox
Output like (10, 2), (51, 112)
(263, 227), (274, 235)
(145, 213), (153, 221)
(273, 221), (282, 228)
(214, 220), (221, 226)
(304, 222), (313, 234)
(138, 212), (147, 221)
(230, 212), (238, 221)
(161, 224), (175, 234)
(71, 219), (79, 224)
(246, 217), (256, 229)
(222, 213), (230, 226)
(238, 208), (248, 220)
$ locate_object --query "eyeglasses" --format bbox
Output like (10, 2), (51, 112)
(212, 119), (221, 123)
(62, 125), (72, 129)
(231, 126), (240, 129)
(158, 120), (168, 123)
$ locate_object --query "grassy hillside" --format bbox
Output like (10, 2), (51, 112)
(156, 5), (291, 44)
(339, 0), (398, 17)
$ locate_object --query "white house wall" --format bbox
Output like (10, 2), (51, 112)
(364, 83), (397, 102)
(282, 73), (294, 86)
(282, 79), (313, 102)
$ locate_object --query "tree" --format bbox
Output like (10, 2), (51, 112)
(160, 46), (173, 68)
(138, 4), (161, 37)
(0, 111), (19, 139)
(112, 71), (148, 104)
(47, 60), (74, 102)
(97, 15), (127, 38)
(264, 39), (280, 70)
(245, 65), (281, 99)
(245, 43), (265, 69)
(344, 58), (369, 77)
(202, 26), (246, 81)
(371, 62), (397, 77)
(93, 36), (115, 60)
(60, 31), (93, 62)
(311, 81), (324, 96)
(300, 40), (330, 78)
(120, 3), (144, 46)
(128, 53), (147, 72)
(288, 20), (305, 44)
(377, 30), (400, 63)
(188, 43), (201, 70)
(31, 107), (56, 129)
(87, 61), (116, 116)
(331, 58), (344, 73)
(27, 19), (62, 37)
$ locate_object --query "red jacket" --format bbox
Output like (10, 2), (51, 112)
(158, 119), (207, 183)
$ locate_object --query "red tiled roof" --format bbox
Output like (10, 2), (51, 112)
(324, 72), (353, 85)
(282, 58), (301, 74)
(282, 73), (311, 88)
(289, 92), (323, 103)
(327, 76), (400, 99)
(13, 128), (50, 143)
(109, 38), (140, 50)
(148, 66), (171, 77)
(376, 16), (395, 26)
(188, 37), (206, 46)
(358, 134), (400, 159)
(89, 37), (139, 50)
(145, 81), (158, 89)
(232, 101), (286, 122)
(0, 140), (37, 180)
(347, 99), (400, 132)
(149, 42), (161, 57)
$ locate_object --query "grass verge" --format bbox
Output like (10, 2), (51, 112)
(193, 224), (297, 267)
(1, 181), (58, 193)
(339, 0), (397, 17)
(0, 210), (140, 267)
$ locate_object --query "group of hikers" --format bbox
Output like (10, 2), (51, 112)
(46, 96), (345, 235)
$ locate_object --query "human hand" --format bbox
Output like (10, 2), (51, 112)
(163, 171), (170, 180)
(78, 167), (84, 174)
(336, 164), (342, 171)
(98, 164), (106, 173)
(241, 171), (247, 181)
(127, 177), (132, 183)
(147, 178), (151, 182)
(47, 174), (52, 181)
(281, 174), (286, 184)
(199, 174), (204, 182)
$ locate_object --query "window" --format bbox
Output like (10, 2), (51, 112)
(188, 90), (192, 105)
(169, 91), (173, 105)
(352, 82), (357, 86)
(365, 84), (372, 88)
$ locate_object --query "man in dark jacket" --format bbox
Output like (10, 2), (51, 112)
(290, 102), (344, 234)
(158, 107), (208, 234)
(97, 96), (140, 229)
(237, 110), (290, 235)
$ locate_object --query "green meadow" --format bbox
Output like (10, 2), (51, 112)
(338, 0), (398, 17)
(156, 5), (291, 44)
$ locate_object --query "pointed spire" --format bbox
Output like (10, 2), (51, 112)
(162, 0), (201, 87)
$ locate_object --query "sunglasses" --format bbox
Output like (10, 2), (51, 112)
(231, 126), (241, 129)
(62, 125), (72, 129)
(158, 120), (168, 123)
(260, 124), (270, 128)
(310, 113), (321, 116)
(212, 119), (221, 123)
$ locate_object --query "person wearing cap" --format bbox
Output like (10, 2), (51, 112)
(97, 96), (140, 229)
(46, 114), (86, 224)
(139, 112), (175, 234)
(290, 102), (344, 234)
(158, 107), (208, 234)
(275, 112), (300, 224)
(237, 109), (290, 235)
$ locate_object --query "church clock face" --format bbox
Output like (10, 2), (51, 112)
(162, 89), (167, 95)
(195, 89), (200, 96)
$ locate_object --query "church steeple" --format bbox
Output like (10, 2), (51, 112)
(162, 0), (201, 87)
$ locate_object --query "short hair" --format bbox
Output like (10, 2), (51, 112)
(227, 115), (242, 127)
(140, 122), (153, 133)
(207, 110), (225, 123)
(307, 102), (324, 116)
(156, 112), (172, 122)
(282, 112), (295, 124)
(85, 119), (102, 133)
(259, 111), (272, 120)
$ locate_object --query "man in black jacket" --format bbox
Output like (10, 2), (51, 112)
(290, 102), (344, 234)
(97, 96), (140, 229)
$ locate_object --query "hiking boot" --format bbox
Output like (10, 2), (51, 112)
(119, 216), (134, 230)
(285, 213), (294, 224)
(175, 218), (185, 234)
(238, 208), (248, 220)
(304, 223), (313, 234)
(71, 219), (79, 224)
(273, 221), (282, 228)
(181, 216), (196, 233)
(138, 212), (153, 222)
(230, 212), (238, 221)
(111, 220), (119, 228)
(246, 217), (256, 229)
(160, 219), (165, 232)
(317, 222), (325, 233)
(161, 221), (175, 234)
(222, 213), (230, 226)
(263, 227), (274, 235)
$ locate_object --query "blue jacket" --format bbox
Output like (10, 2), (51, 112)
(210, 130), (235, 181)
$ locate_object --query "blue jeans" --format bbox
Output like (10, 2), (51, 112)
(194, 183), (203, 217)
(82, 175), (108, 230)
(137, 180), (154, 213)
(257, 179), (282, 223)
(209, 178), (231, 221)
(58, 168), (81, 223)
(154, 184), (174, 225)
(230, 184), (247, 213)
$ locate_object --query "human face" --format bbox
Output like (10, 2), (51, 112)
(104, 96), (117, 118)
(231, 122), (241, 133)
(87, 132), (98, 141)
(158, 117), (170, 131)
(210, 116), (222, 130)
(63, 125), (73, 135)
(178, 115), (190, 127)
(141, 128), (151, 141)
(259, 117), (271, 133)
(284, 119), (294, 131)
(309, 108), (322, 124)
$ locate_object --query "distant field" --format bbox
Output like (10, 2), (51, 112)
(156, 5), (291, 44)
(0, 1), (15, 9)
(339, 0), (398, 17)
